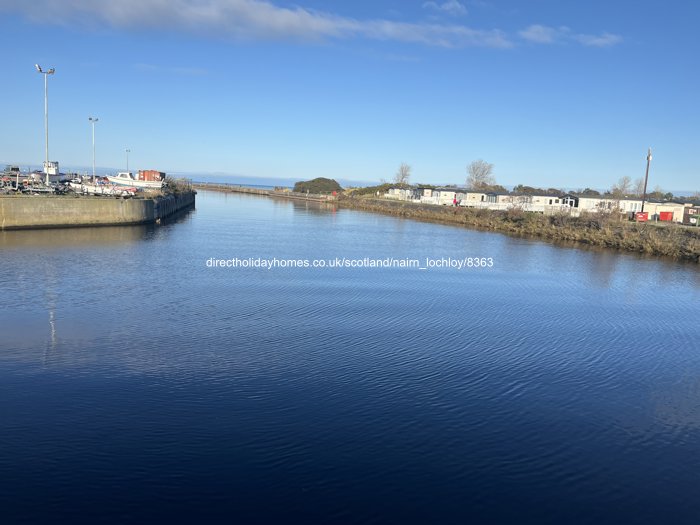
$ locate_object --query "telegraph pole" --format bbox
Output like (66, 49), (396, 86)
(640, 148), (652, 214)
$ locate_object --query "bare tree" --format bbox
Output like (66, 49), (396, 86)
(648, 185), (665, 200)
(394, 163), (411, 185)
(633, 177), (645, 196)
(466, 159), (495, 190)
(611, 176), (632, 197)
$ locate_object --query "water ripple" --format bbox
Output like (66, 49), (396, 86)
(1, 191), (700, 524)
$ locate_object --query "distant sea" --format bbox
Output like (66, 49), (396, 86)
(188, 173), (297, 189)
(181, 173), (378, 190)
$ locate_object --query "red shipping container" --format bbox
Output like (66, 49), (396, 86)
(635, 212), (648, 222)
(659, 211), (673, 221)
(138, 170), (165, 182)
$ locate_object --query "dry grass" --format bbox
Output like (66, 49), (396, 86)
(163, 177), (194, 195)
(337, 196), (700, 262)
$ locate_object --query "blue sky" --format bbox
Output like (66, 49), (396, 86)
(1, 0), (698, 192)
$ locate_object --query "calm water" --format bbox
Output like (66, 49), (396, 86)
(1, 191), (699, 524)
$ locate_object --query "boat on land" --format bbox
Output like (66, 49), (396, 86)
(67, 178), (137, 197)
(18, 182), (54, 194)
(107, 172), (164, 190)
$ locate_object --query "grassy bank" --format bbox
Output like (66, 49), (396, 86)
(337, 196), (700, 263)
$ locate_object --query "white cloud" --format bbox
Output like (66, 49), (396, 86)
(422, 1), (468, 17)
(0, 0), (509, 48)
(519, 24), (622, 47)
(0, 1), (622, 50)
(518, 24), (564, 44)
(573, 32), (623, 48)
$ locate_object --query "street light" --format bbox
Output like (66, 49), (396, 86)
(125, 148), (131, 175)
(89, 117), (99, 180)
(35, 64), (55, 185)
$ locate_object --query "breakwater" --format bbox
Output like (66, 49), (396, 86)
(0, 191), (196, 230)
(338, 196), (700, 263)
(194, 183), (336, 203)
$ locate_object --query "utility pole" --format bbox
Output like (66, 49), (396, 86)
(641, 148), (652, 214)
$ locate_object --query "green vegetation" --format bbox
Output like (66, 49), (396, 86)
(163, 177), (194, 195)
(513, 185), (565, 196)
(293, 177), (342, 194)
(477, 184), (509, 193)
(575, 188), (602, 197)
(344, 182), (403, 197)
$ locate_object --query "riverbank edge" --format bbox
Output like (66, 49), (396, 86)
(336, 196), (700, 263)
(0, 191), (196, 231)
(190, 184), (699, 262)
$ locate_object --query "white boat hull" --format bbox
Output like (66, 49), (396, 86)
(107, 175), (163, 189)
(68, 182), (137, 197)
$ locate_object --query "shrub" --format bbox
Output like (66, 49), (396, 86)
(293, 177), (342, 194)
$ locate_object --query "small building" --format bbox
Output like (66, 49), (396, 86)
(461, 191), (487, 205)
(385, 187), (401, 199)
(684, 205), (700, 226)
(43, 161), (59, 176)
(138, 170), (166, 182)
(560, 194), (579, 208)
(576, 196), (619, 213)
(484, 191), (508, 204)
(385, 187), (408, 200)
(643, 200), (688, 223)
(622, 198), (647, 214)
(386, 187), (424, 201)
(414, 187), (434, 200)
(432, 188), (458, 205)
(542, 195), (565, 206)
(454, 189), (467, 203)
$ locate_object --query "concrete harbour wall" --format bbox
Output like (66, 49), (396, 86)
(194, 183), (336, 203)
(0, 191), (195, 230)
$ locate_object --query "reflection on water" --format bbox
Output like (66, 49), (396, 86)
(0, 190), (699, 524)
(0, 206), (195, 250)
(43, 261), (59, 359)
(0, 224), (154, 249)
(287, 199), (338, 215)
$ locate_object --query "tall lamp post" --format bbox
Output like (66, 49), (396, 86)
(35, 64), (55, 185)
(640, 147), (652, 214)
(89, 117), (99, 180)
(125, 148), (131, 175)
